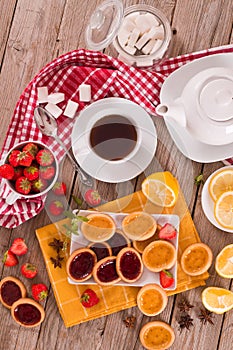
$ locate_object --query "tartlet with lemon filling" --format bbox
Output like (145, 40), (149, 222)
(139, 321), (175, 350)
(181, 242), (213, 276)
(137, 283), (168, 316)
(142, 240), (176, 272)
(122, 212), (157, 241)
(81, 213), (116, 242)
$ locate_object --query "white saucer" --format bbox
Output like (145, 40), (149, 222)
(159, 53), (233, 162)
(71, 98), (157, 183)
(201, 165), (233, 233)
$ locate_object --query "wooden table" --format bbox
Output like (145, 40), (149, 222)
(0, 0), (232, 349)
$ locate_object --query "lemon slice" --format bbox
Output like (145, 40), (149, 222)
(208, 168), (233, 201)
(215, 244), (233, 278)
(142, 172), (179, 207)
(214, 191), (233, 229)
(202, 287), (233, 314)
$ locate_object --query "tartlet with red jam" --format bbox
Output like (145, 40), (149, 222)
(66, 248), (97, 282)
(11, 298), (45, 327)
(107, 230), (131, 256)
(87, 241), (112, 261)
(0, 276), (27, 309)
(93, 256), (121, 285)
(116, 247), (143, 283)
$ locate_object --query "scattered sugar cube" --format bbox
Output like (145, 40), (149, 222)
(128, 28), (141, 47)
(47, 92), (65, 104)
(135, 14), (152, 34)
(37, 86), (48, 103)
(63, 100), (79, 118)
(151, 39), (163, 54)
(79, 84), (91, 102)
(45, 103), (63, 119)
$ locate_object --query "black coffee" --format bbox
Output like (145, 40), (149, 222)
(90, 115), (137, 161)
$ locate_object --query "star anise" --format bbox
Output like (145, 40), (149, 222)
(123, 316), (136, 328)
(178, 298), (194, 313)
(198, 308), (214, 325)
(49, 238), (64, 253)
(50, 254), (64, 268)
(178, 313), (194, 332)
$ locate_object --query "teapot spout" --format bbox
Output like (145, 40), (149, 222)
(156, 103), (187, 128)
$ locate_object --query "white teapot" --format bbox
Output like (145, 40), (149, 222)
(156, 67), (233, 146)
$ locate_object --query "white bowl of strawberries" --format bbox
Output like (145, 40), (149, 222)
(0, 141), (58, 204)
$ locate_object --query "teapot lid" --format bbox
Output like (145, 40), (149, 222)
(200, 77), (233, 122)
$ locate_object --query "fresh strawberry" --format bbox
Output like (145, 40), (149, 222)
(160, 270), (174, 289)
(17, 151), (33, 167)
(39, 165), (55, 180)
(12, 166), (24, 181)
(23, 165), (39, 181)
(84, 189), (101, 206)
(36, 149), (54, 166)
(22, 143), (39, 158)
(8, 150), (21, 167)
(15, 176), (31, 195)
(32, 283), (48, 301)
(158, 223), (177, 240)
(48, 200), (64, 216)
(31, 178), (48, 193)
(9, 238), (28, 256)
(0, 164), (14, 180)
(2, 250), (19, 267)
(52, 181), (67, 196)
(81, 288), (99, 308)
(21, 263), (38, 279)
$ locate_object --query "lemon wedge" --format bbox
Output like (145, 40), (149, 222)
(208, 168), (233, 201)
(214, 191), (233, 229)
(215, 244), (233, 278)
(202, 287), (233, 314)
(142, 172), (179, 207)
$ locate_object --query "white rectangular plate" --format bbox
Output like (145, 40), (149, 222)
(68, 210), (179, 291)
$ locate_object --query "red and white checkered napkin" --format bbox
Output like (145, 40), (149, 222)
(0, 44), (233, 228)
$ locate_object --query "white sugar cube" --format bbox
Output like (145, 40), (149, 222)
(124, 45), (137, 55)
(37, 86), (48, 103)
(45, 103), (63, 119)
(118, 54), (135, 66)
(118, 27), (130, 47)
(151, 39), (163, 54)
(135, 32), (150, 50)
(121, 18), (136, 32)
(153, 25), (165, 40)
(135, 14), (152, 34)
(63, 100), (79, 118)
(136, 58), (153, 67)
(79, 84), (91, 102)
(125, 12), (140, 23)
(142, 39), (156, 55)
(145, 13), (160, 27)
(47, 92), (65, 104)
(128, 27), (140, 47)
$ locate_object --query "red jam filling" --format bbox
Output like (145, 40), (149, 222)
(14, 303), (41, 325)
(107, 232), (128, 256)
(120, 251), (141, 280)
(69, 251), (95, 280)
(97, 259), (119, 282)
(1, 281), (22, 306)
(89, 243), (110, 261)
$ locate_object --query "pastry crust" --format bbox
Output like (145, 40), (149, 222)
(122, 212), (157, 241)
(116, 247), (143, 283)
(93, 256), (121, 286)
(142, 240), (177, 272)
(139, 321), (175, 350)
(137, 283), (168, 316)
(81, 213), (116, 242)
(11, 298), (45, 328)
(0, 276), (26, 309)
(181, 242), (213, 276)
(66, 248), (97, 282)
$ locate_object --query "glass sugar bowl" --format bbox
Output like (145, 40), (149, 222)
(85, 0), (173, 69)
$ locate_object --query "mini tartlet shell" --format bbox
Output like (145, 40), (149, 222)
(137, 284), (168, 316)
(66, 248), (97, 282)
(11, 298), (45, 328)
(0, 276), (27, 309)
(122, 212), (157, 241)
(81, 213), (116, 242)
(181, 242), (213, 276)
(93, 256), (121, 286)
(116, 247), (143, 283)
(142, 240), (177, 272)
(139, 321), (175, 350)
